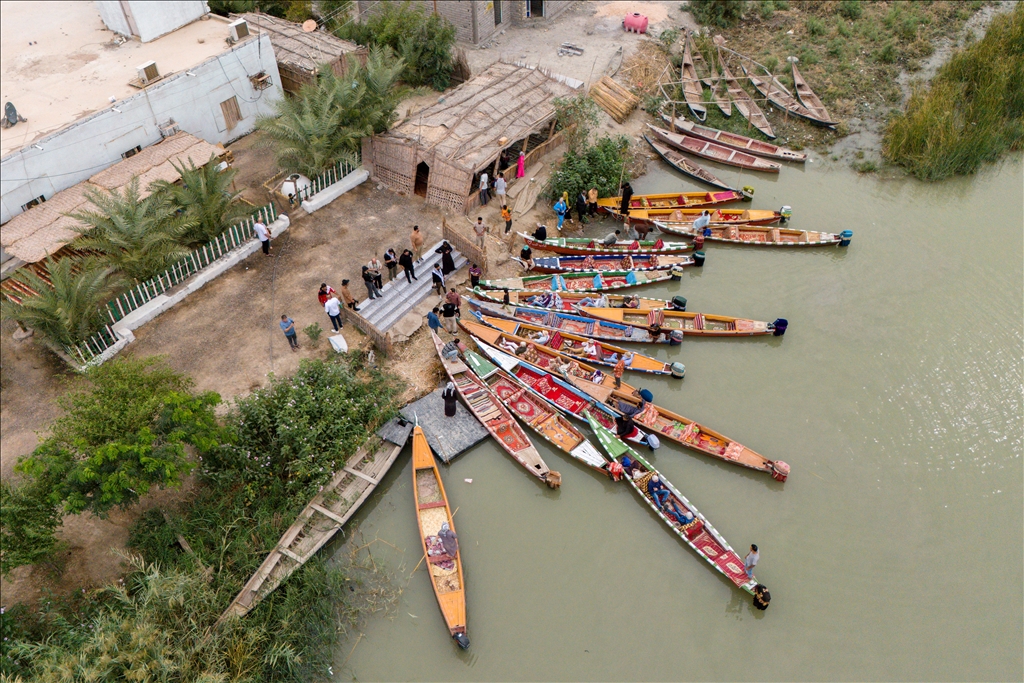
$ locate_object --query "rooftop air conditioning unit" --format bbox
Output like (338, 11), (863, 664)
(229, 19), (249, 43)
(137, 61), (160, 85)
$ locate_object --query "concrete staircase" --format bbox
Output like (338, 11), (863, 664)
(356, 240), (467, 332)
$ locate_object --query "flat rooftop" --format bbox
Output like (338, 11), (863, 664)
(0, 1), (234, 157)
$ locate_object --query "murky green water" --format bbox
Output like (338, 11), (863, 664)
(332, 155), (1023, 681)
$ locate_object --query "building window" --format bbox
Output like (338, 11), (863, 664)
(121, 145), (142, 159)
(21, 195), (46, 212)
(220, 96), (242, 131)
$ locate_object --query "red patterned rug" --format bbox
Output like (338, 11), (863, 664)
(494, 420), (530, 451)
(692, 532), (749, 586)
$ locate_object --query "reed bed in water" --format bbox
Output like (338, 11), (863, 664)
(883, 4), (1024, 181)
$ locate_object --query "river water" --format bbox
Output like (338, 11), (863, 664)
(332, 154), (1023, 681)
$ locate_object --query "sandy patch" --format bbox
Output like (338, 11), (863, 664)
(593, 1), (672, 24)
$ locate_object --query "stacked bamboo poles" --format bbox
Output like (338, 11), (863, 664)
(589, 76), (640, 123)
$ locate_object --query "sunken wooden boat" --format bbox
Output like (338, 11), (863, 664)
(470, 287), (680, 313)
(524, 252), (694, 274)
(463, 350), (610, 474)
(578, 307), (778, 337)
(719, 60), (775, 138)
(680, 34), (707, 121)
(654, 220), (841, 246)
(792, 61), (833, 125)
(431, 330), (559, 487)
(595, 190), (749, 214)
(644, 135), (740, 192)
(647, 124), (782, 173)
(613, 205), (784, 228)
(741, 62), (836, 128)
(466, 297), (669, 344)
(521, 232), (694, 256)
(660, 112), (807, 163)
(412, 424), (470, 649)
(470, 310), (685, 377)
(688, 33), (731, 116)
(585, 412), (760, 593)
(478, 269), (674, 293)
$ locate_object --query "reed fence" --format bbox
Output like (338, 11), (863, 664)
(441, 217), (487, 275)
(341, 306), (393, 356)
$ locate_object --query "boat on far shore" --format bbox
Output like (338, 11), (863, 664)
(660, 113), (807, 163)
(647, 124), (782, 173)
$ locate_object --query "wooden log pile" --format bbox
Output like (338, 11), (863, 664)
(589, 76), (640, 124)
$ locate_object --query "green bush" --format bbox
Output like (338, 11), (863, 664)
(837, 18), (852, 38)
(763, 55), (779, 73)
(758, 0), (775, 20)
(304, 321), (324, 347)
(548, 135), (632, 205)
(838, 0), (862, 20)
(688, 0), (746, 27)
(828, 37), (846, 58)
(799, 46), (820, 65)
(876, 42), (898, 63)
(0, 480), (64, 576)
(553, 93), (600, 154)
(806, 16), (827, 37)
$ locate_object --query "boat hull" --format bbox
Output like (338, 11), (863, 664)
(470, 287), (676, 313)
(466, 297), (665, 344)
(522, 233), (693, 256)
(660, 113), (807, 163)
(594, 190), (748, 214)
(654, 220), (840, 246)
(644, 135), (739, 191)
(578, 307), (774, 337)
(479, 269), (674, 293)
(647, 124), (782, 172)
(527, 253), (694, 274)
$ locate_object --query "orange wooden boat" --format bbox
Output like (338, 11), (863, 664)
(577, 307), (781, 337)
(609, 205), (785, 228)
(654, 220), (843, 246)
(647, 124), (781, 173)
(660, 113), (807, 163)
(411, 424), (470, 649)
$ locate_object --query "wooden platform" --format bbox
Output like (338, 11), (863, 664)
(400, 387), (489, 463)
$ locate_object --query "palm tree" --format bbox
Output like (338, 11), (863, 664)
(150, 156), (253, 245)
(0, 257), (121, 348)
(70, 178), (194, 283)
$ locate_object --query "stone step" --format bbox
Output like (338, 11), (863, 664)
(371, 255), (468, 332)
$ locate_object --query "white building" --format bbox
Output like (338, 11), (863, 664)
(0, 1), (283, 263)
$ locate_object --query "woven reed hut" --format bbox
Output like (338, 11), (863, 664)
(363, 61), (581, 213)
(237, 12), (367, 94)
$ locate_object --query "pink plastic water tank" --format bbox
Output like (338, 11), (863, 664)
(623, 12), (649, 33)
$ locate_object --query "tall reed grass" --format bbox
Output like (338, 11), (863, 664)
(883, 4), (1024, 180)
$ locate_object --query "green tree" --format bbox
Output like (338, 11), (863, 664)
(151, 156), (253, 245)
(553, 93), (601, 154)
(0, 480), (63, 576)
(70, 178), (194, 282)
(16, 357), (225, 516)
(548, 135), (633, 205)
(0, 257), (121, 348)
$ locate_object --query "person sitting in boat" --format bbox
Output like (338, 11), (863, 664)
(530, 330), (551, 345)
(663, 498), (695, 526)
(620, 454), (643, 478)
(602, 230), (621, 247)
(499, 339), (520, 354)
(439, 522), (459, 557)
(615, 413), (637, 439)
(647, 475), (671, 508)
(520, 245), (534, 269)
(623, 351), (635, 367)
(532, 223), (548, 242)
(581, 339), (599, 358)
(620, 295), (640, 309)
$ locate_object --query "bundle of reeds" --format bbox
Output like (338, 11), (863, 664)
(589, 76), (641, 123)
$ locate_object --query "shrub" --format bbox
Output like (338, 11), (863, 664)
(837, 18), (852, 38)
(553, 93), (600, 154)
(304, 321), (323, 347)
(688, 0), (746, 27)
(799, 46), (820, 65)
(838, 0), (862, 20)
(828, 37), (846, 58)
(775, 0), (789, 8)
(763, 55), (780, 73)
(876, 42), (898, 64)
(853, 159), (879, 173)
(806, 16), (827, 37)
(659, 27), (681, 50)
(758, 0), (775, 20)
(0, 479), (64, 576)
(899, 16), (920, 42)
(548, 135), (632, 205)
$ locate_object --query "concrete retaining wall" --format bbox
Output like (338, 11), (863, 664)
(300, 168), (369, 213)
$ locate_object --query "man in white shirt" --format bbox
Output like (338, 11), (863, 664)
(494, 174), (507, 202)
(254, 220), (271, 256)
(692, 210), (712, 235)
(479, 172), (490, 205)
(744, 544), (760, 578)
(324, 295), (343, 332)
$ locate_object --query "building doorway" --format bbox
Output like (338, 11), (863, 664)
(494, 0), (502, 25)
(527, 0), (543, 18)
(415, 161), (430, 197)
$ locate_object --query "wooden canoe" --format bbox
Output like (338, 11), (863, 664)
(644, 135), (740, 192)
(470, 287), (678, 313)
(594, 190), (749, 213)
(792, 62), (833, 125)
(466, 297), (667, 344)
(613, 205), (783, 227)
(647, 124), (781, 173)
(525, 252), (694, 274)
(521, 232), (694, 256)
(463, 350), (610, 473)
(660, 113), (807, 163)
(584, 412), (759, 593)
(654, 220), (840, 246)
(431, 330), (558, 487)
(478, 269), (673, 293)
(470, 311), (683, 377)
(688, 33), (731, 116)
(412, 424), (470, 649)
(680, 35), (707, 121)
(578, 307), (776, 337)
(741, 62), (836, 128)
(718, 60), (775, 138)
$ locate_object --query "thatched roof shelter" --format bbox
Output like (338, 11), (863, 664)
(237, 12), (366, 94)
(364, 61), (581, 213)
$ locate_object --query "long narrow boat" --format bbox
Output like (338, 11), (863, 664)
(466, 297), (668, 344)
(718, 59), (775, 138)
(654, 220), (842, 246)
(792, 61), (833, 125)
(680, 34), (707, 121)
(594, 190), (749, 214)
(431, 330), (559, 487)
(463, 350), (611, 474)
(479, 269), (673, 293)
(584, 412), (760, 593)
(470, 311), (685, 377)
(609, 204), (784, 228)
(647, 124), (781, 173)
(741, 62), (836, 128)
(688, 33), (730, 116)
(521, 232), (694, 256)
(467, 327), (790, 480)
(470, 287), (680, 313)
(660, 112), (807, 163)
(577, 307), (779, 338)
(411, 424), (470, 649)
(525, 252), (694, 274)
(644, 135), (740, 192)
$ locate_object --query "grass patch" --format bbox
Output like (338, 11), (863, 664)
(883, 3), (1024, 180)
(839, 0), (863, 20)
(806, 16), (827, 38)
(853, 159), (880, 173)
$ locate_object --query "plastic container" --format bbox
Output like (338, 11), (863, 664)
(623, 12), (649, 33)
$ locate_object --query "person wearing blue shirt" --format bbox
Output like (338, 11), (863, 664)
(647, 475), (670, 508)
(427, 307), (442, 334)
(280, 315), (299, 351)
(553, 197), (568, 230)
(664, 499), (694, 526)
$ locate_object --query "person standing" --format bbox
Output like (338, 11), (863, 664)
(411, 225), (425, 262)
(446, 287), (462, 317)
(340, 279), (358, 310)
(587, 187), (599, 216)
(613, 355), (626, 388)
(427, 307), (442, 334)
(693, 209), (712, 236)
(431, 264), (446, 297)
(553, 195), (569, 230)
(575, 191), (588, 226)
(469, 263), (482, 289)
(362, 265), (382, 300)
(441, 299), (459, 334)
(442, 381), (458, 417)
(317, 282), (336, 306)
(744, 544), (760, 578)
(516, 151), (526, 178)
(478, 172), (489, 205)
(494, 173), (507, 204)
(324, 294), (343, 333)
(367, 255), (383, 290)
(280, 315), (299, 351)
(436, 241), (456, 275)
(501, 204), (513, 234)
(619, 182), (633, 217)
(254, 219), (272, 256)
(473, 216), (488, 250)
(502, 288), (511, 306)
(383, 249), (398, 282)
(399, 249), (417, 283)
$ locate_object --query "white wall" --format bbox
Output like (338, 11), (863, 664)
(0, 34), (282, 225)
(95, 1), (210, 42)
(94, 1), (132, 36)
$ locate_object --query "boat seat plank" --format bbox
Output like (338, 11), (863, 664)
(343, 466), (379, 485)
(278, 547), (304, 563)
(419, 501), (449, 510)
(310, 503), (347, 525)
